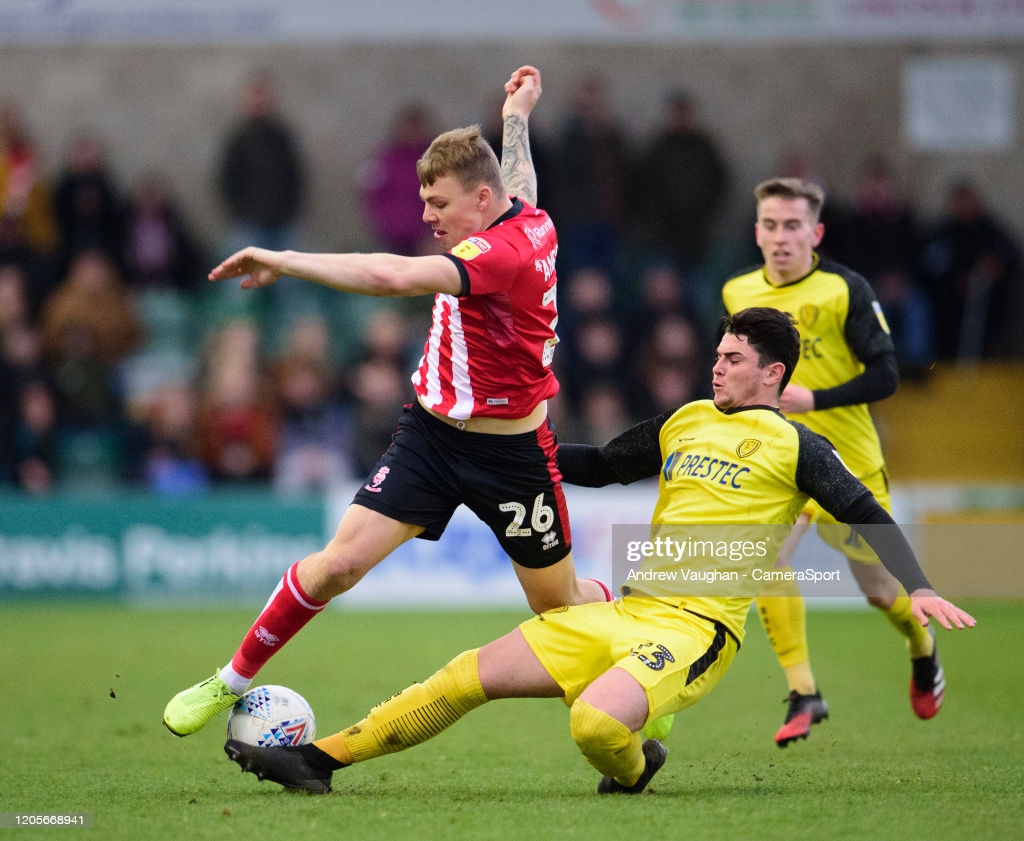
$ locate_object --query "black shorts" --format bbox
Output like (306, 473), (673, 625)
(352, 401), (572, 569)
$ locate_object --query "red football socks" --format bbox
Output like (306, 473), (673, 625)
(230, 561), (328, 679)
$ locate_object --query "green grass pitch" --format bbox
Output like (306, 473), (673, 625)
(2, 600), (1021, 841)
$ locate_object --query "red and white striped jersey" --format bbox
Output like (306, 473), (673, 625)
(412, 199), (560, 420)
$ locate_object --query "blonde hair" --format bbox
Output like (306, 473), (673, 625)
(416, 124), (503, 194)
(755, 177), (825, 223)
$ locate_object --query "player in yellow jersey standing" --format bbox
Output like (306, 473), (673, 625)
(721, 177), (941, 747)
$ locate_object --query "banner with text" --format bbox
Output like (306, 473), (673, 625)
(1, 485), (1019, 605)
(3, 0), (1024, 44)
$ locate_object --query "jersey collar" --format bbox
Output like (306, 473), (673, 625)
(720, 404), (783, 416)
(762, 251), (820, 288)
(489, 197), (524, 229)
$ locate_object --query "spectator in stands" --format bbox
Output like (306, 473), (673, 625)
(920, 179), (1023, 362)
(121, 169), (207, 294)
(636, 90), (729, 280)
(617, 261), (710, 417)
(621, 261), (706, 346)
(357, 103), (438, 256)
(568, 379), (634, 446)
(195, 318), (277, 484)
(350, 305), (418, 371)
(216, 71), (309, 330)
(275, 310), (337, 369)
(117, 170), (208, 414)
(218, 71), (307, 255)
(556, 265), (617, 365)
(0, 261), (31, 332)
(6, 378), (59, 494)
(38, 249), (142, 486)
(138, 379), (210, 495)
(845, 156), (932, 378)
(0, 216), (55, 320)
(550, 75), (633, 280)
(0, 311), (45, 387)
(570, 317), (629, 400)
(52, 130), (124, 278)
(271, 352), (354, 494)
(0, 264), (43, 489)
(630, 312), (707, 418)
(0, 101), (58, 274)
(346, 355), (407, 479)
(39, 248), (142, 372)
(343, 308), (414, 477)
(554, 265), (636, 429)
(269, 314), (355, 493)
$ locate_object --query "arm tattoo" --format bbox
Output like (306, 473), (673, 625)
(500, 114), (538, 206)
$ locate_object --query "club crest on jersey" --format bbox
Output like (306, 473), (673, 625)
(799, 304), (819, 327)
(736, 438), (761, 458)
(451, 236), (491, 260)
(364, 465), (390, 493)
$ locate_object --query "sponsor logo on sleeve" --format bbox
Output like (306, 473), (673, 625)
(451, 236), (492, 260)
(872, 300), (892, 334)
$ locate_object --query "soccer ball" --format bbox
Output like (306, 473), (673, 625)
(226, 685), (317, 747)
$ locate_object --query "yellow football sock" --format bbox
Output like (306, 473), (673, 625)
(569, 699), (644, 786)
(881, 586), (933, 659)
(313, 648), (487, 765)
(756, 569), (816, 695)
(782, 662), (817, 697)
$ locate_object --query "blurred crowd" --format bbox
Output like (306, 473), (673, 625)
(1, 73), (1021, 495)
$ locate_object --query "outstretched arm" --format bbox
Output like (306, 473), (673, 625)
(559, 408), (672, 487)
(906, 589), (975, 630)
(500, 65), (541, 206)
(208, 247), (461, 297)
(794, 426), (976, 633)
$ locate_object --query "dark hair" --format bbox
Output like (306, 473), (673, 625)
(719, 307), (800, 392)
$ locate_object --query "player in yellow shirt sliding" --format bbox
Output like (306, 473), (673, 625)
(222, 307), (974, 795)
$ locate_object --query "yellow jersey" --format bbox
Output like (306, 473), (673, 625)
(722, 256), (895, 477)
(630, 400), (848, 643)
(559, 399), (933, 643)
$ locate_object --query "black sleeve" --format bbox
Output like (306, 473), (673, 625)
(557, 443), (619, 487)
(442, 253), (472, 297)
(558, 409), (671, 487)
(793, 423), (932, 593)
(812, 266), (899, 411)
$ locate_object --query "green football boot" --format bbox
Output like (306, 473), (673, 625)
(163, 673), (240, 736)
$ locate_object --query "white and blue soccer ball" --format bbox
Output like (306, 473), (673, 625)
(226, 685), (317, 747)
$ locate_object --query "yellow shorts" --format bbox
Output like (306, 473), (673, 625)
(803, 467), (891, 565)
(518, 597), (739, 723)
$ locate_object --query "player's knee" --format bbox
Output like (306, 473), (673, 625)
(569, 700), (632, 762)
(306, 543), (371, 595)
(524, 590), (561, 614)
(519, 573), (575, 614)
(866, 594), (894, 611)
